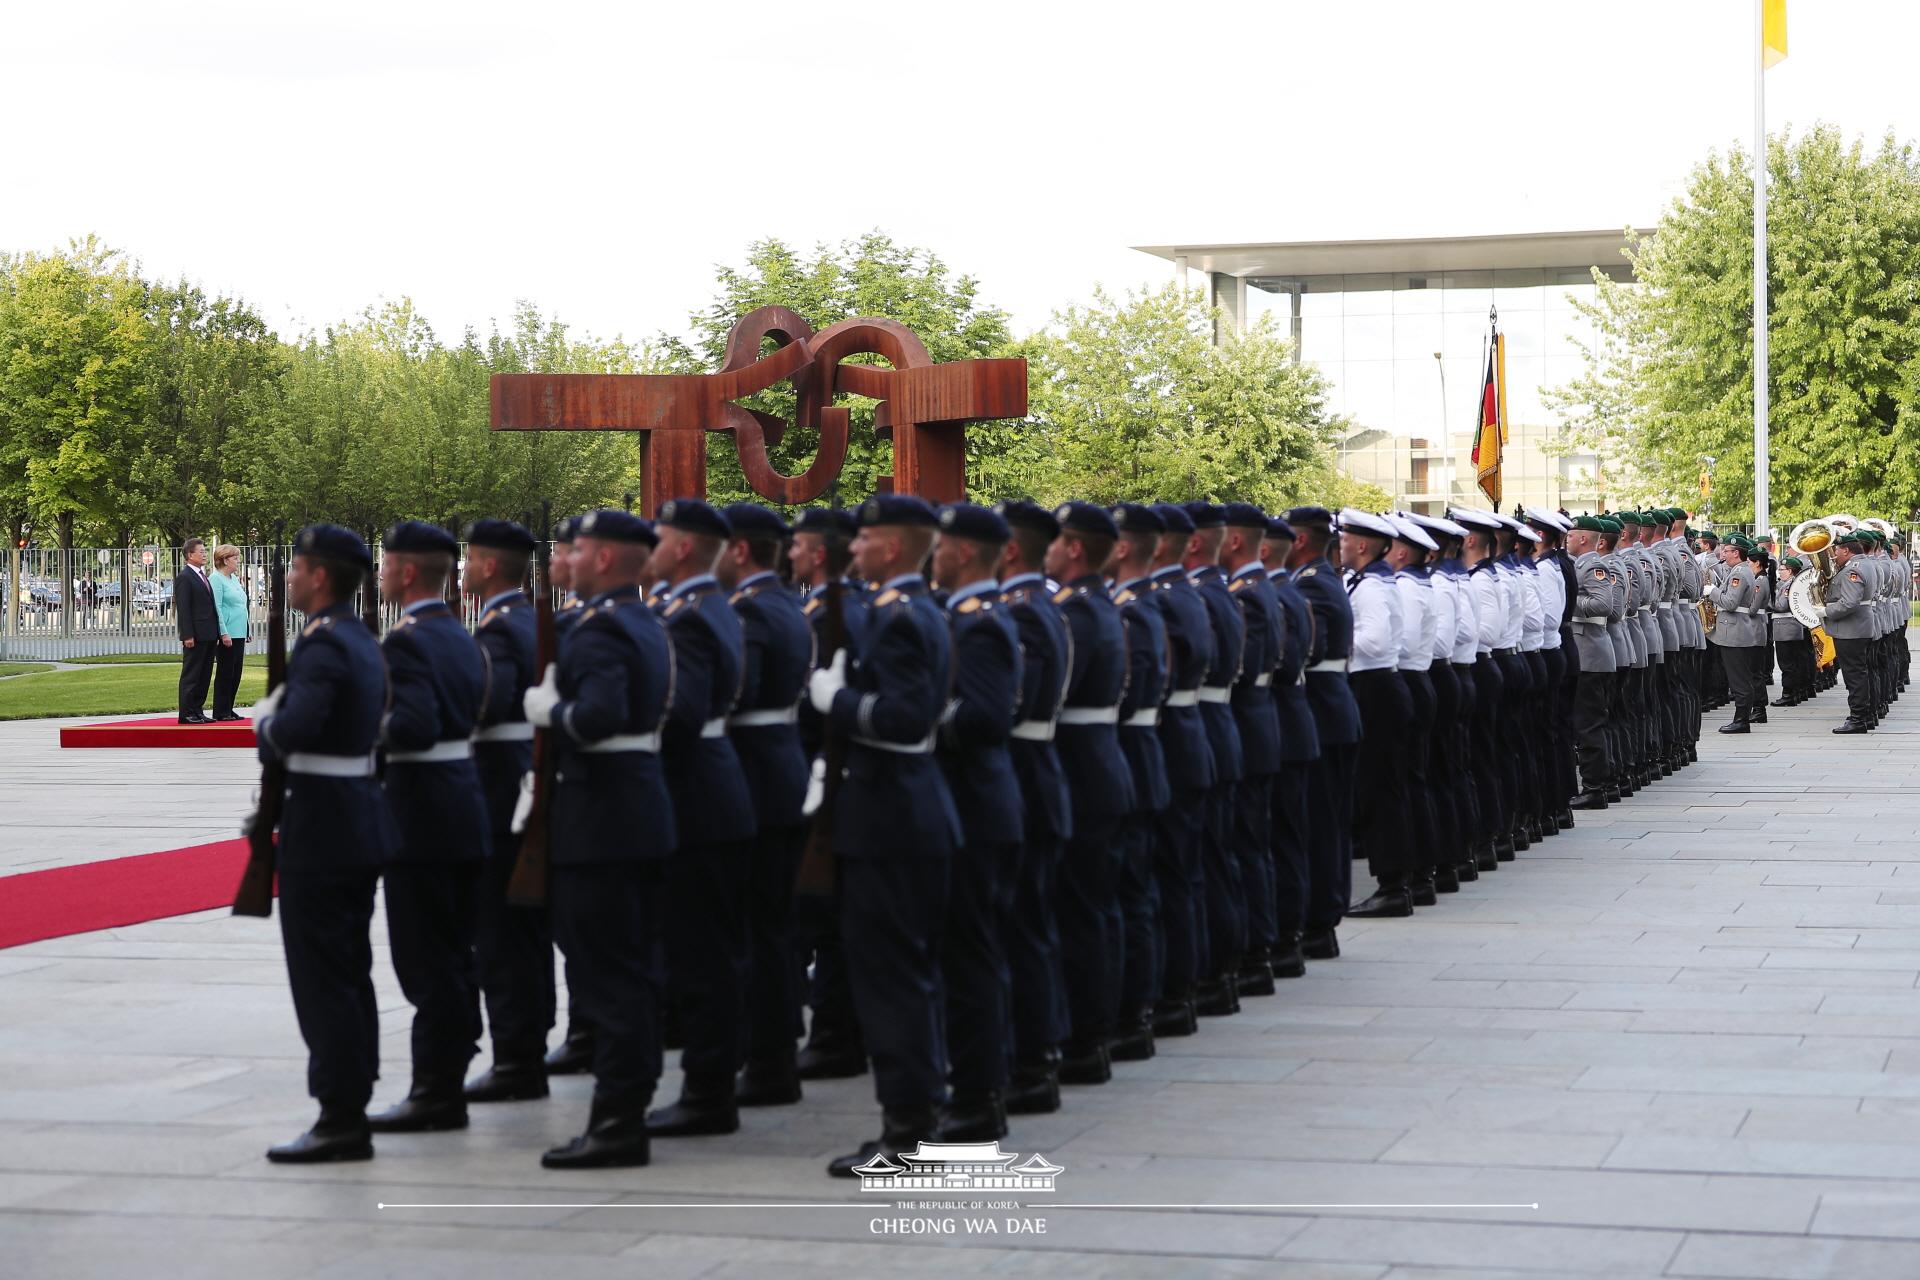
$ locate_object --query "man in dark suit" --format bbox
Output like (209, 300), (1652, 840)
(175, 538), (219, 723)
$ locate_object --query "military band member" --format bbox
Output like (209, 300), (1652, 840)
(716, 504), (813, 1109)
(1260, 516), (1320, 972)
(928, 502), (1024, 1140)
(1342, 510), (1416, 917)
(460, 519), (555, 1105)
(261, 526), (393, 1164)
(812, 494), (962, 1175)
(1181, 502), (1245, 1009)
(365, 522), (491, 1136)
(1566, 515), (1624, 809)
(1713, 536), (1770, 733)
(1772, 557), (1815, 707)
(522, 509), (676, 1168)
(1822, 532), (1877, 733)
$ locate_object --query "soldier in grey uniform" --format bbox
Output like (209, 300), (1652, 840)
(1567, 516), (1624, 808)
(1659, 509), (1704, 762)
(1821, 531), (1877, 732)
(1596, 519), (1639, 799)
(1771, 557), (1815, 706)
(1712, 536), (1770, 733)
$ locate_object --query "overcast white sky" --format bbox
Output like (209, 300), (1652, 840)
(3, 1), (1913, 347)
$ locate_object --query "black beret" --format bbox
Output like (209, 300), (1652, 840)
(996, 499), (1059, 539)
(1111, 502), (1165, 536)
(382, 520), (458, 556)
(294, 523), (373, 569)
(1183, 501), (1224, 529)
(793, 508), (855, 538)
(1154, 503), (1195, 534)
(858, 493), (939, 528)
(1285, 506), (1334, 530)
(553, 515), (583, 543)
(656, 497), (731, 539)
(464, 518), (535, 554)
(577, 509), (659, 547)
(937, 502), (1011, 543)
(1054, 500), (1118, 539)
(722, 503), (790, 540)
(1221, 501), (1267, 528)
(1265, 516), (1295, 541)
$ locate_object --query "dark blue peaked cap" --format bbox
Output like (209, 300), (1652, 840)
(858, 494), (939, 528)
(656, 498), (731, 539)
(938, 502), (1011, 542)
(722, 503), (791, 539)
(578, 509), (659, 547)
(382, 520), (458, 556)
(295, 523), (372, 569)
(464, 518), (535, 553)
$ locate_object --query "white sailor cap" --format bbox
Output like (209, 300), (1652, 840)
(1386, 513), (1438, 551)
(1409, 511), (1469, 539)
(1337, 508), (1397, 540)
(1511, 522), (1541, 543)
(1448, 507), (1505, 531)
(1521, 507), (1570, 533)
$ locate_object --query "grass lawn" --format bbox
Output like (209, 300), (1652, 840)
(0, 664), (267, 721)
(61, 653), (182, 665)
(0, 663), (53, 678)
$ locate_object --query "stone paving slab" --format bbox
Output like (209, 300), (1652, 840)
(4, 674), (1920, 1275)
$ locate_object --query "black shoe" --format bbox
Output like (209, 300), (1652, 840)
(1719, 720), (1751, 734)
(1555, 809), (1575, 830)
(177, 713), (211, 725)
(1195, 976), (1239, 1016)
(1571, 790), (1608, 811)
(736, 1064), (803, 1108)
(1005, 1055), (1061, 1115)
(1058, 1041), (1112, 1085)
(1347, 886), (1414, 918)
(938, 1093), (1007, 1142)
(543, 1095), (652, 1169)
(1510, 829), (1530, 853)
(368, 1076), (467, 1133)
(267, 1107), (372, 1164)
(829, 1106), (939, 1178)
(1526, 820), (1545, 844)
(1237, 956), (1277, 997)
(1475, 843), (1499, 871)
(1300, 928), (1339, 960)
(1833, 719), (1870, 734)
(796, 1041), (868, 1080)
(1454, 860), (1480, 883)
(212, 712), (242, 721)
(1270, 941), (1308, 978)
(463, 1060), (549, 1103)
(1109, 1017), (1157, 1061)
(646, 1079), (739, 1137)
(1433, 865), (1461, 894)
(1408, 877), (1438, 907)
(1605, 787), (1623, 804)
(544, 1028), (595, 1076)
(1494, 838), (1516, 862)
(1152, 997), (1199, 1036)
(1770, 696), (1792, 707)
(1750, 708), (1768, 724)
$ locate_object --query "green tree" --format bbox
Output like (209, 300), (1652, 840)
(1553, 125), (1920, 525)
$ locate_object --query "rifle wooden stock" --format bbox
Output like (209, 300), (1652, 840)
(794, 579), (845, 898)
(506, 524), (556, 907)
(233, 540), (287, 918)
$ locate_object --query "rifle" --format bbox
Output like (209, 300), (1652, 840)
(232, 529), (288, 918)
(506, 502), (556, 907)
(793, 579), (845, 899)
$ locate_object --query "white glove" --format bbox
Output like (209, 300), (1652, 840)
(510, 770), (535, 834)
(251, 686), (285, 720)
(801, 756), (828, 817)
(522, 667), (560, 728)
(807, 651), (847, 715)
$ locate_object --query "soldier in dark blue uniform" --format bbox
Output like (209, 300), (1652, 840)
(928, 502), (1024, 1141)
(1107, 503), (1170, 1062)
(364, 521), (491, 1135)
(1284, 507), (1361, 959)
(1260, 516), (1320, 978)
(790, 507), (871, 1081)
(640, 499), (759, 1139)
(1221, 502), (1284, 996)
(458, 519), (554, 1105)
(261, 525), (395, 1163)
(1044, 501), (1135, 1083)
(521, 509), (676, 1168)
(812, 494), (962, 1176)
(1182, 501), (1245, 1013)
(1147, 503), (1215, 1036)
(715, 503), (813, 1108)
(542, 515), (599, 1077)
(993, 501), (1075, 1115)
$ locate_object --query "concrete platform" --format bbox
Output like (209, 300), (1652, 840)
(3, 681), (1919, 1277)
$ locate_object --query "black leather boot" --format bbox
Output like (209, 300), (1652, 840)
(464, 1057), (550, 1103)
(1004, 1050), (1062, 1115)
(646, 1073), (740, 1137)
(1300, 927), (1339, 960)
(1270, 935), (1307, 978)
(544, 1025), (596, 1076)
(1058, 1039), (1112, 1085)
(1109, 1009), (1157, 1061)
(1433, 864), (1461, 894)
(1237, 954), (1277, 997)
(1475, 842), (1499, 871)
(829, 1104), (939, 1178)
(1454, 860), (1480, 883)
(938, 1091), (1008, 1142)
(368, 1071), (468, 1133)
(1152, 995), (1199, 1036)
(736, 1061), (803, 1108)
(267, 1104), (373, 1164)
(542, 1092), (652, 1169)
(1195, 974), (1240, 1016)
(796, 1037), (868, 1080)
(1570, 790), (1608, 811)
(1409, 875), (1439, 906)
(1347, 884), (1413, 918)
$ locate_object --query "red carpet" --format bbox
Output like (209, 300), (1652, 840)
(60, 716), (256, 749)
(0, 839), (268, 949)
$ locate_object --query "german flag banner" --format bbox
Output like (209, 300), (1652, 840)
(1471, 314), (1508, 508)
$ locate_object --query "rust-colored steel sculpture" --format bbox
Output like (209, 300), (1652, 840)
(489, 305), (1027, 513)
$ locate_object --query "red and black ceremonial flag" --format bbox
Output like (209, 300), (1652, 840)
(1471, 315), (1509, 508)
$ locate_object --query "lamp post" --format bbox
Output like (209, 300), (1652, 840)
(1434, 351), (1451, 505)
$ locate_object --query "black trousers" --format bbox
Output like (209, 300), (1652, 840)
(1836, 636), (1874, 722)
(1115, 816), (1162, 1021)
(383, 862), (483, 1079)
(1233, 775), (1276, 956)
(1776, 634), (1815, 697)
(1304, 740), (1357, 930)
(1450, 663), (1485, 855)
(211, 639), (246, 717)
(943, 838), (1018, 1095)
(179, 640), (214, 717)
(1573, 671), (1613, 791)
(797, 892), (862, 1053)
(1425, 664), (1462, 872)
(1470, 656), (1507, 844)
(551, 861), (664, 1105)
(474, 844), (557, 1064)
(1007, 836), (1068, 1061)
(1154, 795), (1206, 1001)
(1059, 815), (1125, 1046)
(663, 840), (750, 1086)
(279, 870), (380, 1111)
(1349, 669), (1413, 886)
(841, 855), (949, 1109)
(1198, 783), (1244, 980)
(744, 825), (805, 1075)
(1496, 653), (1533, 830)
(1398, 669), (1438, 880)
(1268, 765), (1311, 942)
(1719, 643), (1763, 717)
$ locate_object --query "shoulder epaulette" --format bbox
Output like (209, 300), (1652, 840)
(874, 588), (903, 608)
(956, 596), (983, 615)
(300, 615), (336, 639)
(802, 596), (823, 616)
(1229, 576), (1252, 594)
(1297, 566), (1318, 580)
(1052, 586), (1074, 604)
(1113, 588), (1135, 605)
(663, 597), (687, 618)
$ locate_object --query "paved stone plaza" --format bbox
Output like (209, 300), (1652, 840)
(3, 688), (1920, 1279)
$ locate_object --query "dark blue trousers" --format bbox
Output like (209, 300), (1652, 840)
(279, 870), (380, 1110)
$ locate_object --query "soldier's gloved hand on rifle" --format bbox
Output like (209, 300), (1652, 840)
(522, 667), (560, 727)
(510, 771), (535, 834)
(807, 650), (847, 714)
(801, 756), (827, 817)
(252, 686), (286, 721)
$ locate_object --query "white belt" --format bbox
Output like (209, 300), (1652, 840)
(474, 722), (535, 743)
(387, 739), (473, 765)
(1305, 659), (1349, 674)
(286, 752), (376, 778)
(1057, 706), (1120, 726)
(700, 716), (728, 738)
(1252, 672), (1272, 687)
(1123, 708), (1159, 728)
(1164, 689), (1199, 708)
(578, 731), (661, 754)
(1010, 719), (1056, 742)
(1571, 617), (1603, 627)
(729, 705), (798, 728)
(853, 733), (934, 754)
(1197, 687), (1232, 704)
(1397, 662), (1431, 672)
(1732, 607), (1753, 615)
(1658, 602), (1675, 611)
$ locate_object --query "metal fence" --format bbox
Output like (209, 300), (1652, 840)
(0, 544), (503, 661)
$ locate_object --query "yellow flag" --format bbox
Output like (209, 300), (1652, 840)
(1762, 0), (1788, 68)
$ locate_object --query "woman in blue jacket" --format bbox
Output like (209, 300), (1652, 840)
(210, 544), (251, 721)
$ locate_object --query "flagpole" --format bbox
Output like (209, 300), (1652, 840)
(1753, 0), (1771, 539)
